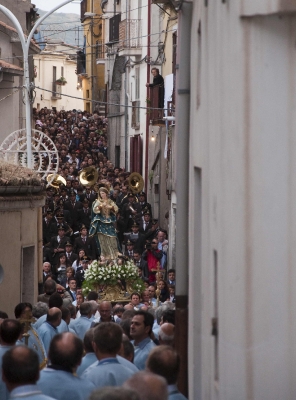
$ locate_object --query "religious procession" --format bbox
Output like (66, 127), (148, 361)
(0, 107), (182, 400)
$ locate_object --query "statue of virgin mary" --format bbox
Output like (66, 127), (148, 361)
(89, 186), (121, 260)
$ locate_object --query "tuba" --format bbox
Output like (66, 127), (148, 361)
(128, 172), (144, 194)
(46, 174), (66, 189)
(79, 166), (99, 187)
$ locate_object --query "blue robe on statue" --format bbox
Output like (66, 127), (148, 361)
(89, 196), (121, 260)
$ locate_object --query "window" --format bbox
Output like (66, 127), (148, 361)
(115, 146), (120, 168)
(61, 66), (64, 77)
(52, 66), (57, 97)
(131, 101), (140, 129)
(109, 14), (121, 43)
(22, 246), (35, 304)
(132, 68), (140, 129)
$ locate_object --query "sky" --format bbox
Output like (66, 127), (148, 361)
(33, 0), (80, 14)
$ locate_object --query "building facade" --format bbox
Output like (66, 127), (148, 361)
(33, 42), (84, 111)
(0, 0), (39, 144)
(170, 0), (296, 399)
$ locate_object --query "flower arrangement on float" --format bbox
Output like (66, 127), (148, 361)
(82, 259), (145, 300)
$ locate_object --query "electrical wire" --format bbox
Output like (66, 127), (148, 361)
(38, 3), (148, 25)
(34, 85), (171, 111)
(0, 88), (22, 103)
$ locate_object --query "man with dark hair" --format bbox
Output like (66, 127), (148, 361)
(82, 322), (135, 387)
(14, 302), (32, 319)
(0, 319), (22, 400)
(130, 311), (156, 370)
(87, 291), (99, 301)
(37, 308), (62, 353)
(66, 277), (77, 301)
(2, 347), (55, 400)
(0, 319), (22, 346)
(38, 332), (95, 399)
(38, 279), (57, 305)
(70, 302), (92, 340)
(161, 309), (175, 325)
(0, 311), (8, 319)
(146, 346), (187, 400)
(167, 269), (176, 285)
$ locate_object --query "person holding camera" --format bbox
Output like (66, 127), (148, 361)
(142, 240), (163, 284)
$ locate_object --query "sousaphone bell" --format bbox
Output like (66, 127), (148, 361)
(79, 166), (99, 187)
(128, 172), (144, 194)
(46, 174), (66, 189)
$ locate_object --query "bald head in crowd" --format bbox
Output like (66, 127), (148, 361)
(48, 332), (84, 372)
(2, 346), (40, 392)
(47, 307), (62, 327)
(123, 371), (168, 400)
(89, 387), (140, 400)
(146, 345), (180, 386)
(158, 323), (175, 346)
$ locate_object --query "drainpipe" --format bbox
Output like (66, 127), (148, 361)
(145, 0), (151, 192)
(125, 62), (128, 171)
(174, 1), (192, 397)
(124, 0), (129, 171)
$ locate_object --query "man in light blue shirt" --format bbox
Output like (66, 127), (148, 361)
(37, 308), (61, 354)
(0, 319), (23, 400)
(69, 302), (92, 340)
(38, 332), (95, 400)
(146, 345), (188, 400)
(2, 346), (56, 400)
(82, 322), (135, 387)
(33, 293), (68, 334)
(76, 328), (97, 376)
(130, 310), (156, 370)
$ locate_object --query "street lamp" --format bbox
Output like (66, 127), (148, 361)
(0, 0), (81, 169)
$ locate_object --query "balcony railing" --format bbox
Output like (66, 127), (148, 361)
(52, 82), (61, 99)
(148, 85), (165, 126)
(95, 39), (105, 60)
(119, 19), (142, 49)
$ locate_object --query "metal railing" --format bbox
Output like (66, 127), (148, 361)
(119, 19), (142, 49)
(52, 82), (61, 99)
(148, 85), (164, 125)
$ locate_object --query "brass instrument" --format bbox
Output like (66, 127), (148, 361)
(129, 204), (136, 214)
(79, 166), (99, 187)
(128, 172), (144, 194)
(46, 174), (66, 189)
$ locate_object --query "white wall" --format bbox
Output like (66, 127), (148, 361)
(186, 1), (296, 399)
(34, 52), (84, 111)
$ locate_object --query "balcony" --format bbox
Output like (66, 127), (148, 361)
(148, 86), (165, 126)
(118, 19), (142, 57)
(51, 82), (61, 100)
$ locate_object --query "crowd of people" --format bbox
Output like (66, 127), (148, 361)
(0, 108), (185, 400)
